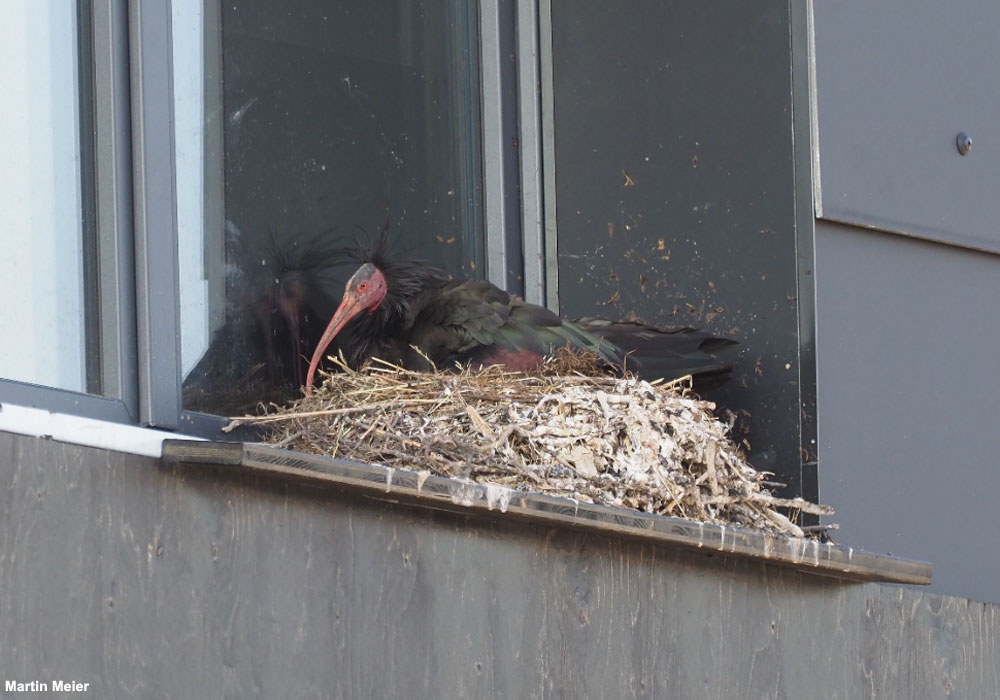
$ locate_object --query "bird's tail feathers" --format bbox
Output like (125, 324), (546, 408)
(570, 318), (736, 388)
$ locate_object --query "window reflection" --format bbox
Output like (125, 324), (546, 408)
(177, 0), (483, 415)
(0, 1), (96, 394)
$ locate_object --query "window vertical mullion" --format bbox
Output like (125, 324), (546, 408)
(92, 0), (139, 419)
(514, 0), (546, 307)
(479, 0), (524, 295)
(77, 0), (103, 395)
(537, 0), (559, 313)
(201, 0), (226, 342)
(128, 0), (181, 428)
(480, 0), (509, 290)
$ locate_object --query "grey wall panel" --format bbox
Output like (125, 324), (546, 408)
(816, 220), (1000, 602)
(3, 432), (1000, 698)
(813, 0), (1000, 252)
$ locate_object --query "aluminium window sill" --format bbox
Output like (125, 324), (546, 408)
(0, 402), (205, 458)
(161, 438), (933, 587)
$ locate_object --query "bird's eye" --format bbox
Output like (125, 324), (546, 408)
(358, 282), (368, 291)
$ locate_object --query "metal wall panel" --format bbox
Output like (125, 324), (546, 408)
(813, 0), (1000, 252)
(547, 1), (817, 499)
(2, 432), (1000, 697)
(815, 220), (1000, 602)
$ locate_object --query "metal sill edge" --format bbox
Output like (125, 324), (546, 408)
(161, 439), (932, 586)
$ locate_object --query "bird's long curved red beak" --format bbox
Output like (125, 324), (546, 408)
(304, 293), (364, 392)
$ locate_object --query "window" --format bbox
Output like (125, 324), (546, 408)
(0, 2), (96, 394)
(175, 0), (485, 416)
(0, 0), (536, 435)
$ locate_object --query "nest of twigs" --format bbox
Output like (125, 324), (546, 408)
(228, 349), (832, 538)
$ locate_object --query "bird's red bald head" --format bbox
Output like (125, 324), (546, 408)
(304, 263), (387, 391)
(348, 263), (388, 313)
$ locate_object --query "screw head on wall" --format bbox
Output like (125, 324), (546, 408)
(956, 132), (973, 156)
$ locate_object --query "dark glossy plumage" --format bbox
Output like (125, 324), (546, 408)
(184, 229), (349, 413)
(316, 235), (736, 387)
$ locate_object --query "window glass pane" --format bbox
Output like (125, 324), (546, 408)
(176, 0), (483, 415)
(0, 1), (97, 394)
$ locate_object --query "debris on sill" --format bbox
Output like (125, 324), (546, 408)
(225, 349), (833, 538)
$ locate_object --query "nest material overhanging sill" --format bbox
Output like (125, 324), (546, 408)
(161, 439), (932, 586)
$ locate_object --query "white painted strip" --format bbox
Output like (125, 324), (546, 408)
(0, 402), (204, 458)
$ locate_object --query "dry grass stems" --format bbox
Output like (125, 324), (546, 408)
(227, 349), (832, 538)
